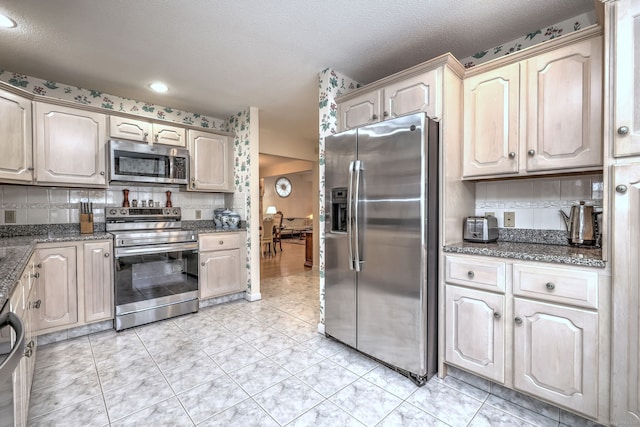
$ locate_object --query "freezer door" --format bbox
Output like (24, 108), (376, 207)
(324, 130), (357, 347)
(355, 113), (435, 376)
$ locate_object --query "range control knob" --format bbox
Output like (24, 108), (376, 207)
(120, 209), (127, 215)
(109, 208), (118, 215)
(173, 208), (179, 215)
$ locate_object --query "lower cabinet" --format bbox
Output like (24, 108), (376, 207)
(35, 239), (113, 335)
(199, 232), (246, 299)
(443, 254), (606, 420)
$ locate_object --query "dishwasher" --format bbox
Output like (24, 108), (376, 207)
(0, 300), (26, 427)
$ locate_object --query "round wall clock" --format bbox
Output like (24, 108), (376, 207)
(275, 177), (292, 198)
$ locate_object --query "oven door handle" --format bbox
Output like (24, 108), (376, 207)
(0, 312), (25, 384)
(115, 242), (198, 257)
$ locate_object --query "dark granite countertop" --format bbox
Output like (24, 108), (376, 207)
(443, 241), (605, 268)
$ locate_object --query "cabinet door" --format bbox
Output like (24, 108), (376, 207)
(35, 246), (78, 332)
(153, 123), (186, 147)
(83, 241), (113, 323)
(109, 116), (152, 142)
(613, 0), (640, 157)
(34, 103), (107, 187)
(513, 298), (597, 418)
(199, 248), (242, 299)
(383, 69), (441, 120)
(526, 37), (603, 171)
(611, 163), (640, 425)
(463, 63), (520, 178)
(0, 89), (33, 183)
(445, 285), (505, 383)
(337, 90), (382, 131)
(188, 130), (233, 192)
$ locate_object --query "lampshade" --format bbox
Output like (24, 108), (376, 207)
(265, 206), (277, 215)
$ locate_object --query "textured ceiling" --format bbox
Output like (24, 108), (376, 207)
(0, 0), (595, 154)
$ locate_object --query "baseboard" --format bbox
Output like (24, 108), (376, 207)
(245, 292), (262, 302)
(317, 322), (325, 334)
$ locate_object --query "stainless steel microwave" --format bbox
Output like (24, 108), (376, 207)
(108, 139), (189, 185)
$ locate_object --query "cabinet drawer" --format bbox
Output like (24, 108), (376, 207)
(199, 233), (241, 251)
(512, 264), (598, 309)
(445, 256), (506, 293)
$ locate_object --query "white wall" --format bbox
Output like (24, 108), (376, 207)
(262, 172), (312, 218)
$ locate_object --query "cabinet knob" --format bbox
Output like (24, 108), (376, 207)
(36, 263), (42, 268)
(191, 183), (196, 189)
(31, 272), (40, 279)
(467, 270), (474, 278)
(545, 282), (555, 290)
(493, 312), (501, 320)
(527, 149), (535, 157)
(616, 184), (628, 194)
(508, 152), (516, 159)
(515, 317), (523, 325)
(104, 253), (110, 258)
(26, 340), (34, 349)
(100, 171), (105, 176)
(383, 111), (389, 117)
(219, 240), (224, 245)
(34, 299), (41, 309)
(27, 167), (34, 171)
(24, 348), (33, 358)
(618, 126), (630, 135)
(201, 262), (205, 267)
(143, 132), (149, 141)
(372, 114), (378, 120)
(155, 134), (159, 142)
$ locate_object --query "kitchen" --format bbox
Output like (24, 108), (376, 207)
(0, 0), (638, 426)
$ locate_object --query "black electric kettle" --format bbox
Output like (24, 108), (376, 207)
(559, 201), (602, 247)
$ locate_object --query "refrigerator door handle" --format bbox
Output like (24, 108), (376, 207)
(353, 160), (362, 272)
(347, 161), (355, 270)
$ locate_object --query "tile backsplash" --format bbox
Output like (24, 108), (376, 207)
(0, 184), (246, 226)
(474, 174), (603, 230)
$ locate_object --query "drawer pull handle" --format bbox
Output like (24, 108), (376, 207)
(515, 317), (523, 325)
(24, 348), (33, 358)
(467, 271), (474, 278)
(493, 312), (501, 320)
(545, 282), (555, 290)
(31, 272), (40, 279)
(33, 299), (41, 309)
(104, 253), (110, 258)
(219, 240), (224, 245)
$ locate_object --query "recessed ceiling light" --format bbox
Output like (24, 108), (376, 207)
(0, 13), (17, 28)
(149, 82), (168, 93)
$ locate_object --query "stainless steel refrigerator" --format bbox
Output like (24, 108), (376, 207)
(324, 112), (438, 385)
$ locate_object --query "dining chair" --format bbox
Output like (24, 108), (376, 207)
(273, 211), (283, 251)
(261, 218), (275, 257)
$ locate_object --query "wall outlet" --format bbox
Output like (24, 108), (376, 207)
(195, 209), (202, 219)
(4, 210), (16, 224)
(485, 212), (495, 217)
(504, 211), (515, 227)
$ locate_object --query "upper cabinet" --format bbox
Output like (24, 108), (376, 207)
(0, 88), (33, 183)
(337, 67), (442, 132)
(188, 129), (234, 192)
(34, 102), (107, 187)
(612, 0), (640, 157)
(463, 34), (603, 179)
(109, 116), (186, 147)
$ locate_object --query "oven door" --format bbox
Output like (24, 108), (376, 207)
(114, 242), (199, 330)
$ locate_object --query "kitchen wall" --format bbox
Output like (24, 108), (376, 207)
(474, 174), (603, 230)
(262, 172), (313, 219)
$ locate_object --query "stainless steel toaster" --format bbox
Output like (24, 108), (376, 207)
(463, 216), (498, 243)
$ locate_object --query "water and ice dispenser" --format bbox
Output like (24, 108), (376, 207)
(331, 187), (348, 233)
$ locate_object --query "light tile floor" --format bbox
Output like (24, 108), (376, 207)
(28, 271), (600, 426)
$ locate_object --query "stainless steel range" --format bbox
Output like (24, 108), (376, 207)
(106, 207), (199, 331)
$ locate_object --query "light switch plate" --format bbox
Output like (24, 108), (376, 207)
(195, 209), (202, 219)
(504, 212), (515, 227)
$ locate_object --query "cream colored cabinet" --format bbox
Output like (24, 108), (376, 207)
(0, 88), (33, 183)
(337, 68), (441, 132)
(443, 254), (605, 419)
(612, 0), (640, 157)
(109, 115), (186, 147)
(199, 232), (246, 299)
(463, 63), (520, 177)
(35, 245), (78, 332)
(611, 163), (640, 425)
(463, 34), (603, 179)
(445, 285), (505, 383)
(34, 102), (107, 187)
(188, 129), (234, 192)
(513, 297), (598, 418)
(82, 240), (113, 323)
